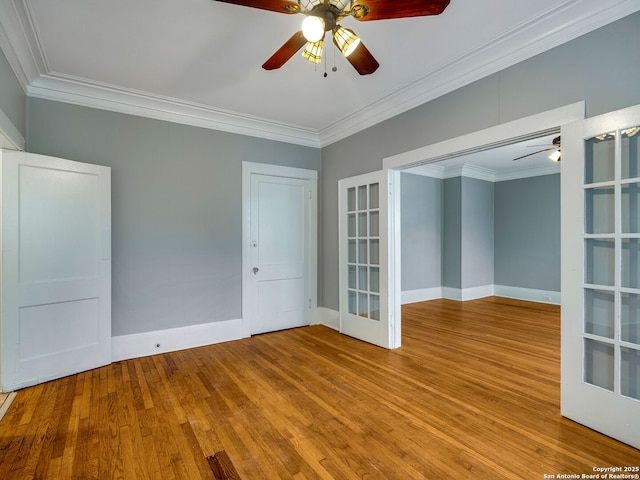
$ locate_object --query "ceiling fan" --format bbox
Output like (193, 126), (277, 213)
(213, 0), (450, 75)
(513, 136), (562, 162)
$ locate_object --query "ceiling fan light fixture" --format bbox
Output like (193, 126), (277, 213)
(548, 150), (562, 162)
(302, 15), (325, 42)
(302, 40), (324, 64)
(333, 26), (361, 57)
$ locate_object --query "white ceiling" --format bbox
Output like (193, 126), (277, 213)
(1, 0), (639, 153)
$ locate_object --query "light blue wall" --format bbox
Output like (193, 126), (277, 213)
(0, 46), (25, 139)
(442, 177), (461, 289)
(400, 173), (442, 291)
(321, 12), (640, 310)
(26, 99), (321, 336)
(495, 174), (560, 291)
(461, 177), (494, 289)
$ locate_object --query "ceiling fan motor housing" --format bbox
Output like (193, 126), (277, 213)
(308, 4), (339, 31)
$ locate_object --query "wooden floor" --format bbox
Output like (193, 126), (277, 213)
(1, 297), (639, 479)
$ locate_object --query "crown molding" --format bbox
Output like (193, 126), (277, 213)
(404, 161), (560, 183)
(27, 74), (322, 148)
(1, 0), (638, 149)
(317, 0), (640, 146)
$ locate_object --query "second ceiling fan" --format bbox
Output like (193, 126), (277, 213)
(214, 0), (450, 75)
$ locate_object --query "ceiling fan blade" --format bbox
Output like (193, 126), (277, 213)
(262, 31), (307, 70)
(335, 38), (379, 75)
(351, 0), (450, 21)
(213, 0), (300, 15)
(512, 147), (555, 161)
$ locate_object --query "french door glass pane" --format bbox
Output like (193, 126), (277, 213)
(357, 185), (367, 210)
(370, 267), (379, 293)
(621, 238), (640, 289)
(347, 187), (356, 212)
(345, 182), (381, 321)
(622, 126), (640, 180)
(621, 347), (640, 401)
(370, 294), (380, 321)
(348, 265), (356, 289)
(622, 293), (640, 344)
(358, 266), (368, 290)
(369, 211), (379, 236)
(585, 289), (615, 338)
(585, 135), (615, 184)
(348, 290), (357, 314)
(621, 182), (640, 233)
(348, 213), (356, 237)
(369, 183), (379, 209)
(584, 338), (615, 391)
(585, 187), (615, 234)
(358, 212), (367, 236)
(585, 238), (615, 286)
(348, 240), (356, 263)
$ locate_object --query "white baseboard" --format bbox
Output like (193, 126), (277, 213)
(111, 317), (247, 362)
(494, 285), (561, 305)
(318, 307), (340, 331)
(442, 284), (495, 301)
(401, 287), (443, 304)
(408, 284), (560, 305)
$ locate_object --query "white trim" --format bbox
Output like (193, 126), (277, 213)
(405, 162), (560, 182)
(111, 318), (246, 362)
(384, 102), (585, 170)
(401, 287), (443, 304)
(27, 75), (321, 148)
(241, 162), (318, 337)
(318, 307), (340, 331)
(0, 108), (24, 150)
(494, 285), (561, 305)
(405, 284), (560, 305)
(319, 1), (638, 146)
(443, 285), (496, 301)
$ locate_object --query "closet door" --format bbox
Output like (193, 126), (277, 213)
(1, 150), (111, 391)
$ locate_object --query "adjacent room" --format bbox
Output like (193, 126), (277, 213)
(1, 0), (639, 478)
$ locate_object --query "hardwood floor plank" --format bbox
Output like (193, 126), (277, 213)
(1, 297), (639, 479)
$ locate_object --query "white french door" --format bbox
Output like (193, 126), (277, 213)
(0, 150), (111, 392)
(339, 169), (400, 349)
(561, 104), (640, 448)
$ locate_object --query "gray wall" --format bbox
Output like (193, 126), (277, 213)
(442, 177), (461, 289)
(400, 173), (442, 291)
(461, 177), (494, 289)
(495, 174), (560, 291)
(0, 47), (25, 138)
(26, 99), (321, 336)
(321, 11), (640, 310)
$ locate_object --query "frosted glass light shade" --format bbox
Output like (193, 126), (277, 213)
(302, 15), (325, 42)
(549, 150), (561, 162)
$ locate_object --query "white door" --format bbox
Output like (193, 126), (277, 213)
(561, 104), (640, 448)
(243, 163), (317, 335)
(0, 150), (111, 392)
(339, 169), (400, 349)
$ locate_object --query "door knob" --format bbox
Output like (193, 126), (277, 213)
(252, 267), (259, 274)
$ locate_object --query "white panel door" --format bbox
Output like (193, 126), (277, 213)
(0, 150), (111, 392)
(248, 173), (313, 335)
(561, 104), (640, 448)
(339, 169), (400, 349)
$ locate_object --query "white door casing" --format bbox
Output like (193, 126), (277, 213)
(242, 162), (317, 336)
(561, 104), (640, 449)
(0, 150), (111, 392)
(339, 169), (401, 349)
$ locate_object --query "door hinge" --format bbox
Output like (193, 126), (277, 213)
(308, 298), (312, 309)
(308, 190), (312, 200)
